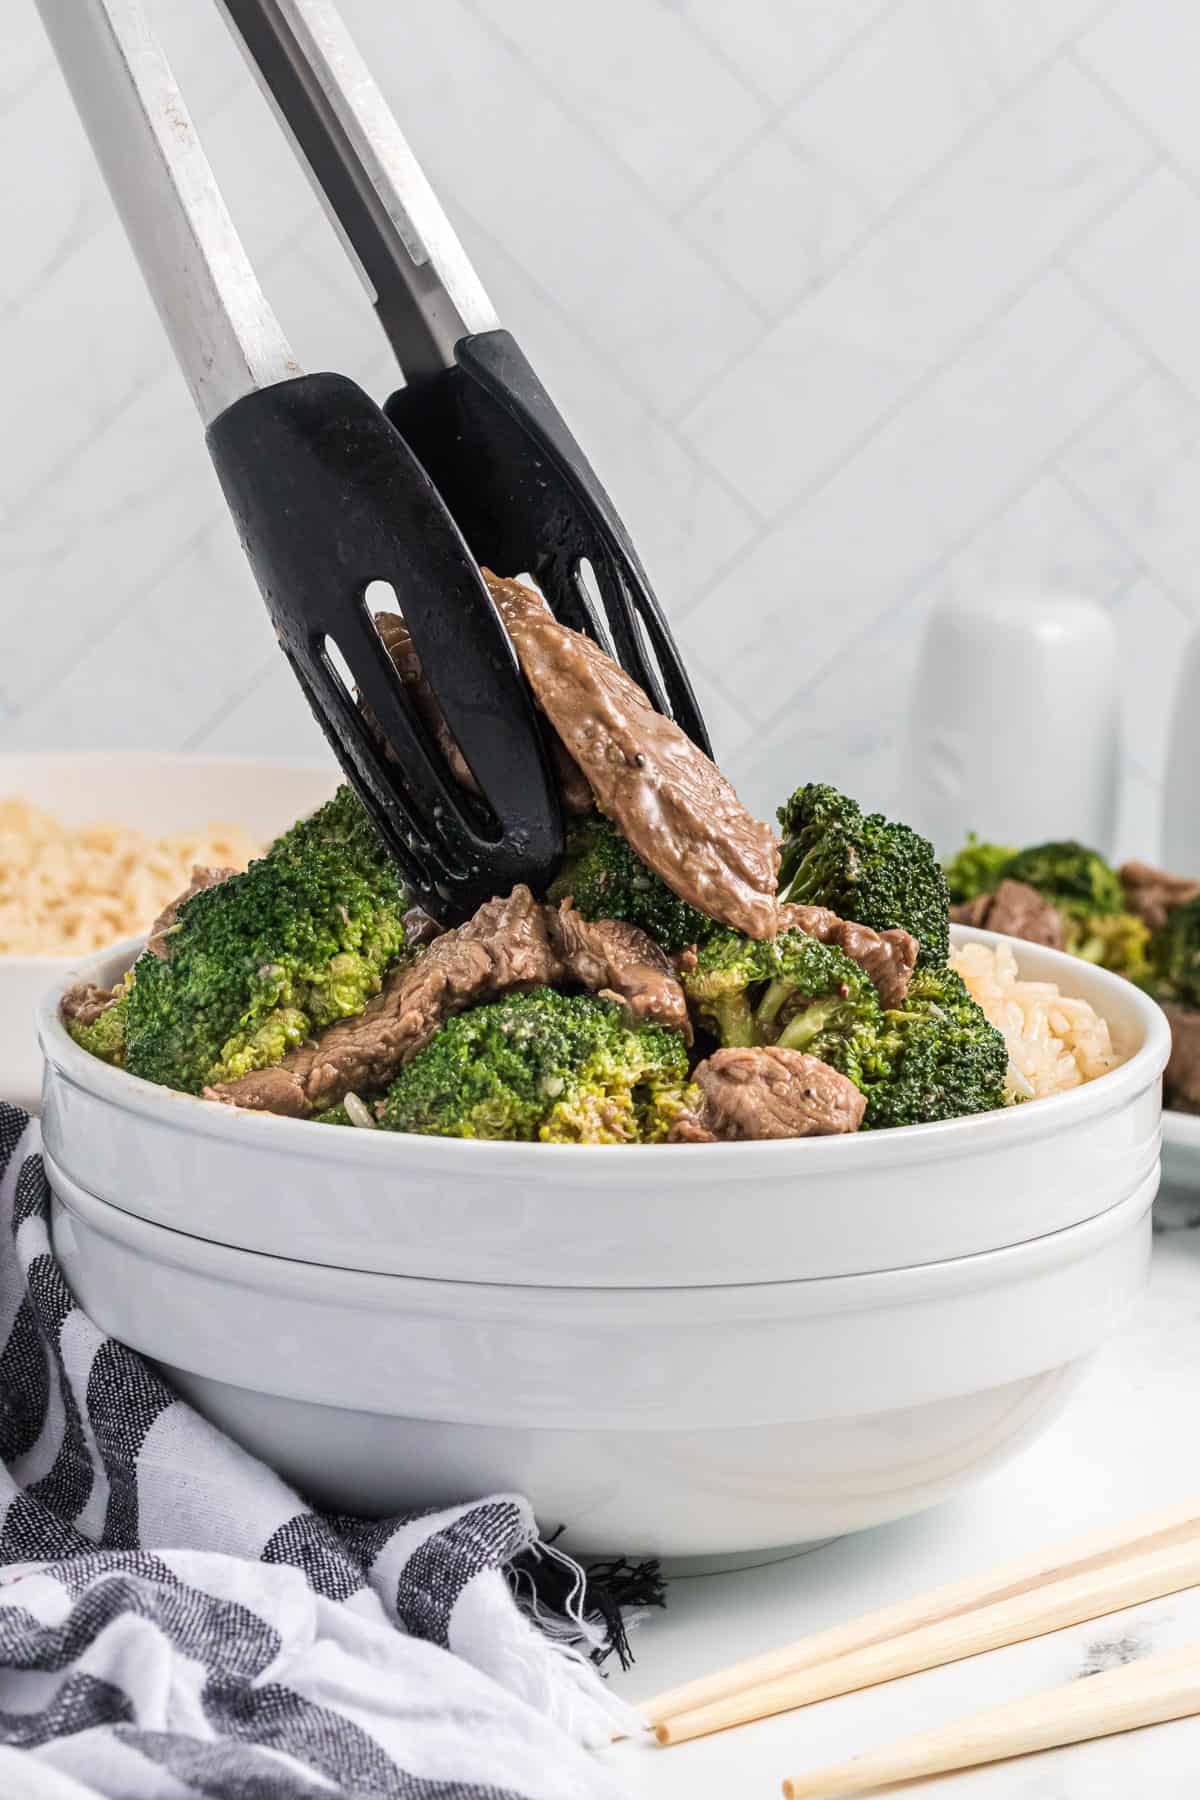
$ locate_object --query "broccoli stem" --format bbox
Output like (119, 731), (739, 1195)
(713, 992), (756, 1047)
(774, 995), (843, 1052)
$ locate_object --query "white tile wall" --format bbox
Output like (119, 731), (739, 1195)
(1, 0), (1196, 862)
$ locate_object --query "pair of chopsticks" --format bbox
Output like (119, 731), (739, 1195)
(639, 1498), (1200, 1795)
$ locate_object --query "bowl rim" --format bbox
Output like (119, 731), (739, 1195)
(37, 925), (1170, 1171)
(48, 1148), (1157, 1313)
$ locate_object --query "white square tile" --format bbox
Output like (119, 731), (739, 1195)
(677, 60), (1150, 512)
(1058, 369), (1200, 605)
(1070, 166), (1200, 402)
(332, 0), (764, 418)
(1, 519), (279, 752)
(680, 273), (1144, 726)
(1079, 0), (1200, 174)
(676, 0), (894, 108)
(0, 67), (114, 322)
(0, 377), (218, 715)
(471, 0), (765, 212)
(935, 472), (1140, 606)
(187, 652), (334, 761)
(2, 0), (53, 108)
(0, 226), (176, 510)
(459, 213), (762, 598)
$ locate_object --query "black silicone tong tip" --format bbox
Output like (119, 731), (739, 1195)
(385, 329), (713, 759)
(205, 371), (563, 919)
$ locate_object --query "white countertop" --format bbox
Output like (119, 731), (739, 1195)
(600, 1193), (1200, 1799)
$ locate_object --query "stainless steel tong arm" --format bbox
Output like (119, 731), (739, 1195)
(217, 0), (499, 379)
(35, 0), (301, 425)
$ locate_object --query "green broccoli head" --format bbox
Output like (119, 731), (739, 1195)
(858, 964), (1008, 1130)
(683, 924), (883, 1076)
(63, 973), (133, 1067)
(1066, 910), (1151, 981)
(546, 812), (716, 952)
(777, 783), (950, 964)
(943, 834), (1018, 904)
(1149, 895), (1200, 1008)
(1001, 841), (1124, 920)
(376, 987), (692, 1142)
(121, 785), (410, 1094)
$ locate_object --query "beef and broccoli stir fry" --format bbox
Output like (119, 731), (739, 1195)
(945, 834), (1199, 1113)
(63, 570), (1026, 1144)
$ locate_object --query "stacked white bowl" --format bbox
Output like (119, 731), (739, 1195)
(39, 929), (1168, 1560)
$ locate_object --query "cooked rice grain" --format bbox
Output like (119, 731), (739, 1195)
(950, 938), (1121, 1101)
(0, 799), (260, 957)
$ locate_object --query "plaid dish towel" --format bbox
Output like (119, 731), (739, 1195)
(0, 1103), (642, 1799)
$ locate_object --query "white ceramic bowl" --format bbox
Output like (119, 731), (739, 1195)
(38, 926), (1168, 1554)
(39, 930), (1169, 1284)
(1, 752), (339, 1113)
(49, 1158), (1154, 1556)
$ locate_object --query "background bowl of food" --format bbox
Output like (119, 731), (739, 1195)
(942, 834), (1200, 1194)
(0, 752), (339, 1112)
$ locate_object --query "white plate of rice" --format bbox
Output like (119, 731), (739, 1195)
(0, 752), (339, 1113)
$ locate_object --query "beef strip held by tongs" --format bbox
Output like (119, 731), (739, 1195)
(38, 0), (714, 922)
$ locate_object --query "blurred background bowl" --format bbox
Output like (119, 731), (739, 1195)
(0, 751), (339, 1113)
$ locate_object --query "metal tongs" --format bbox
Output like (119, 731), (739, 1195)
(36, 0), (710, 918)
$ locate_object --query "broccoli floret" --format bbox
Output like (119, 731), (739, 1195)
(1001, 840), (1124, 920)
(1149, 895), (1200, 1008)
(777, 783), (950, 964)
(547, 812), (716, 952)
(376, 988), (691, 1143)
(943, 834), (1018, 904)
(121, 785), (410, 1094)
(1066, 910), (1150, 981)
(682, 926), (883, 1084)
(64, 974), (133, 1067)
(858, 964), (1007, 1129)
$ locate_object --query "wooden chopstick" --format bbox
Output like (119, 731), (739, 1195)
(655, 1526), (1200, 1745)
(781, 1642), (1200, 1797)
(643, 1499), (1200, 1729)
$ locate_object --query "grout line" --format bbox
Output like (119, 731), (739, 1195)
(744, 364), (1157, 740)
(1056, 465), (1200, 627)
(452, 198), (771, 534)
(3, 514), (223, 726)
(668, 147), (1160, 624)
(669, 15), (1135, 413)
(457, 0), (774, 325)
(1070, 38), (1200, 208)
(1061, 258), (1200, 406)
(680, 0), (903, 119)
(181, 649), (283, 751)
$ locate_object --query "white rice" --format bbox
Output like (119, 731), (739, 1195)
(949, 939), (1122, 1101)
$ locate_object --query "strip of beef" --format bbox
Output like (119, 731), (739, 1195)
(372, 611), (593, 813)
(668, 1046), (866, 1142)
(547, 899), (691, 1042)
(1120, 860), (1200, 933)
(484, 570), (780, 941)
(147, 865), (237, 960)
(208, 885), (559, 1117)
(209, 887), (691, 1117)
(779, 903), (917, 1010)
(950, 879), (1066, 952)
(61, 982), (120, 1029)
(1163, 1005), (1200, 1112)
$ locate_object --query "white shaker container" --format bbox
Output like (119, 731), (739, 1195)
(1163, 625), (1200, 879)
(902, 588), (1119, 855)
